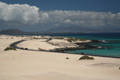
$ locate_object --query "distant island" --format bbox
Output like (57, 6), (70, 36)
(0, 29), (83, 35)
(0, 29), (28, 34)
(0, 26), (99, 34)
(1, 25), (118, 34)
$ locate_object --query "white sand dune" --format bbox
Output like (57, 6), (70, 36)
(0, 35), (120, 80)
(17, 39), (60, 50)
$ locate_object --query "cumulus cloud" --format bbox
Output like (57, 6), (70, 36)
(39, 12), (49, 23)
(0, 2), (39, 25)
(39, 10), (120, 27)
(0, 1), (120, 27)
(64, 19), (72, 23)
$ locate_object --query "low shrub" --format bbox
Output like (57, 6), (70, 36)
(67, 37), (76, 42)
(66, 57), (69, 59)
(55, 37), (64, 39)
(79, 55), (94, 60)
(47, 42), (54, 45)
(67, 37), (86, 42)
(4, 47), (16, 51)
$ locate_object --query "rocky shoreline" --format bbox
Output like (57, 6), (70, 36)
(10, 38), (105, 53)
(50, 42), (105, 53)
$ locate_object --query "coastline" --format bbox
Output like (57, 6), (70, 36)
(0, 35), (120, 80)
(10, 39), (120, 58)
(1, 34), (120, 58)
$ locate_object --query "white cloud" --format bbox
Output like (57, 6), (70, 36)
(41, 12), (49, 20)
(64, 19), (72, 23)
(39, 12), (49, 23)
(39, 10), (120, 27)
(0, 1), (120, 27)
(0, 2), (39, 25)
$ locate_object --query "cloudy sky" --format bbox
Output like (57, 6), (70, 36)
(0, 0), (120, 32)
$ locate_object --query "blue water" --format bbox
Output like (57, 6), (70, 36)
(12, 33), (120, 58)
(64, 33), (120, 58)
(41, 33), (120, 58)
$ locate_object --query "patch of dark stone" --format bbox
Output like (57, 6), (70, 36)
(91, 40), (103, 43)
(10, 40), (120, 58)
(49, 39), (107, 53)
(51, 44), (104, 53)
(10, 39), (104, 53)
(81, 52), (86, 55)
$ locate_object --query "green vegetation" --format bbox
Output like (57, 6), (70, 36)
(47, 42), (54, 45)
(38, 48), (44, 51)
(67, 37), (77, 42)
(66, 57), (69, 59)
(54, 37), (64, 39)
(33, 37), (41, 39)
(79, 55), (94, 60)
(79, 38), (87, 41)
(119, 67), (120, 69)
(4, 47), (16, 51)
(67, 37), (86, 42)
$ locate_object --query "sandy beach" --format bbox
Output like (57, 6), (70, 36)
(0, 35), (120, 80)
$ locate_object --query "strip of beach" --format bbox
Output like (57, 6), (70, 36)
(0, 35), (120, 80)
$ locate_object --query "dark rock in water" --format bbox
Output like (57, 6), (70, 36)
(91, 40), (103, 43)
(62, 51), (66, 53)
(81, 52), (86, 55)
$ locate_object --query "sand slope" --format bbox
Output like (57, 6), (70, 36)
(0, 35), (120, 80)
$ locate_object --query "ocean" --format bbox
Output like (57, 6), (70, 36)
(12, 33), (120, 58)
(39, 33), (120, 58)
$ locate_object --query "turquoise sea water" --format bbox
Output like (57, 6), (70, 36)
(65, 33), (120, 58)
(12, 33), (120, 58)
(39, 33), (120, 58)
